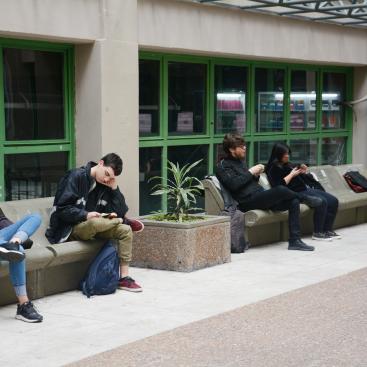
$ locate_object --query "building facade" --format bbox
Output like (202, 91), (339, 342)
(0, 0), (366, 215)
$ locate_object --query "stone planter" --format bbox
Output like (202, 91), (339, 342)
(131, 215), (231, 272)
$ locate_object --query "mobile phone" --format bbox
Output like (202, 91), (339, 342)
(295, 164), (302, 169)
(101, 213), (110, 218)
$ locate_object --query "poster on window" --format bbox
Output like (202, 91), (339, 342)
(139, 113), (152, 133)
(177, 112), (193, 133)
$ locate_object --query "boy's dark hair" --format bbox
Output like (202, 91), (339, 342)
(222, 133), (245, 156)
(101, 153), (123, 176)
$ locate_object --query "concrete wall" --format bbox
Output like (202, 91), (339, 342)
(75, 0), (140, 216)
(0, 0), (102, 42)
(353, 68), (367, 167)
(138, 0), (367, 66)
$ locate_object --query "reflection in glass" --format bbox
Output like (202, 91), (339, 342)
(254, 140), (286, 164)
(168, 62), (206, 135)
(322, 73), (346, 130)
(290, 71), (317, 131)
(289, 139), (317, 166)
(5, 152), (68, 201)
(321, 137), (346, 165)
(139, 60), (160, 136)
(139, 148), (162, 215)
(215, 65), (247, 134)
(255, 68), (285, 132)
(168, 145), (208, 211)
(3, 48), (64, 140)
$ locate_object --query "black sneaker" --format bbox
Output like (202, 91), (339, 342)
(325, 231), (342, 240)
(15, 301), (43, 323)
(0, 242), (25, 262)
(288, 239), (315, 251)
(312, 232), (332, 241)
(301, 196), (323, 208)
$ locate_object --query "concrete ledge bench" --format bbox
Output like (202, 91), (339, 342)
(0, 197), (104, 306)
(203, 164), (367, 246)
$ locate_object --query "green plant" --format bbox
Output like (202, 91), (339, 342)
(149, 160), (204, 222)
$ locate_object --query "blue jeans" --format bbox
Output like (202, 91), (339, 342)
(0, 213), (42, 296)
(298, 189), (339, 233)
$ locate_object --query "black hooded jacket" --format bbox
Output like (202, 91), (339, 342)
(45, 161), (128, 244)
(215, 157), (263, 205)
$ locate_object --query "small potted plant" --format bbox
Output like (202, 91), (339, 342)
(131, 160), (231, 272)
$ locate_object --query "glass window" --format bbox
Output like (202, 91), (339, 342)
(167, 145), (208, 211)
(139, 60), (160, 137)
(168, 62), (206, 135)
(5, 152), (68, 201)
(139, 147), (162, 215)
(254, 140), (286, 164)
(321, 137), (347, 165)
(322, 73), (346, 130)
(290, 70), (317, 131)
(255, 68), (285, 133)
(3, 48), (65, 140)
(215, 65), (247, 134)
(289, 139), (318, 166)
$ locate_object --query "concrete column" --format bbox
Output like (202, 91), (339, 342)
(75, 0), (139, 216)
(353, 67), (367, 166)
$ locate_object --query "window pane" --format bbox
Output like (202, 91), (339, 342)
(215, 65), (247, 134)
(322, 73), (346, 130)
(290, 71), (317, 131)
(254, 140), (286, 164)
(3, 48), (64, 140)
(167, 145), (208, 211)
(139, 60), (160, 137)
(289, 139), (318, 166)
(255, 68), (285, 132)
(139, 147), (162, 215)
(321, 137), (347, 165)
(168, 62), (206, 135)
(5, 152), (68, 201)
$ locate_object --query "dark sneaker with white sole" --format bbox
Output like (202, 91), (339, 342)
(288, 239), (315, 251)
(312, 232), (333, 241)
(325, 230), (342, 240)
(15, 301), (43, 323)
(0, 242), (25, 262)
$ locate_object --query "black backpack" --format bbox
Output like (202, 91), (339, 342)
(343, 171), (367, 193)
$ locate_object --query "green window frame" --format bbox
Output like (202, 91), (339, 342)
(139, 52), (353, 214)
(0, 38), (75, 201)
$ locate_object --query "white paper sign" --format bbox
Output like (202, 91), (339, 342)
(139, 114), (152, 133)
(177, 112), (193, 133)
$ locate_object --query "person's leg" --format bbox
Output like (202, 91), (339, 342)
(316, 191), (339, 232)
(0, 213), (41, 244)
(7, 245), (43, 323)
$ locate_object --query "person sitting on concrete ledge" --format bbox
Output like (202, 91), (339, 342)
(45, 153), (143, 292)
(265, 142), (341, 242)
(0, 211), (43, 322)
(216, 133), (316, 252)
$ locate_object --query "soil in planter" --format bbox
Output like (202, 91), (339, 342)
(147, 213), (207, 223)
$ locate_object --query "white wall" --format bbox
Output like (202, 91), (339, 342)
(138, 0), (367, 66)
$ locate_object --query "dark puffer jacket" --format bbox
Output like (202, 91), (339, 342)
(215, 157), (263, 205)
(45, 161), (128, 244)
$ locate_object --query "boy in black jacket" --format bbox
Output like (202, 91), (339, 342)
(216, 133), (315, 251)
(46, 153), (143, 292)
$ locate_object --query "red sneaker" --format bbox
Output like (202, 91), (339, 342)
(118, 276), (142, 292)
(124, 218), (144, 233)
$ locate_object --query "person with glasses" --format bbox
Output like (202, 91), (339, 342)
(216, 133), (319, 251)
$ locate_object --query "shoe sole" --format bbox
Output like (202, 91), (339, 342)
(15, 314), (43, 323)
(312, 237), (333, 241)
(0, 248), (25, 262)
(118, 286), (143, 292)
(288, 246), (315, 251)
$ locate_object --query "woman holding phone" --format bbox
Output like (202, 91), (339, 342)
(265, 143), (341, 242)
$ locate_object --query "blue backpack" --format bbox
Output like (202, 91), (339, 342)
(80, 241), (120, 298)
